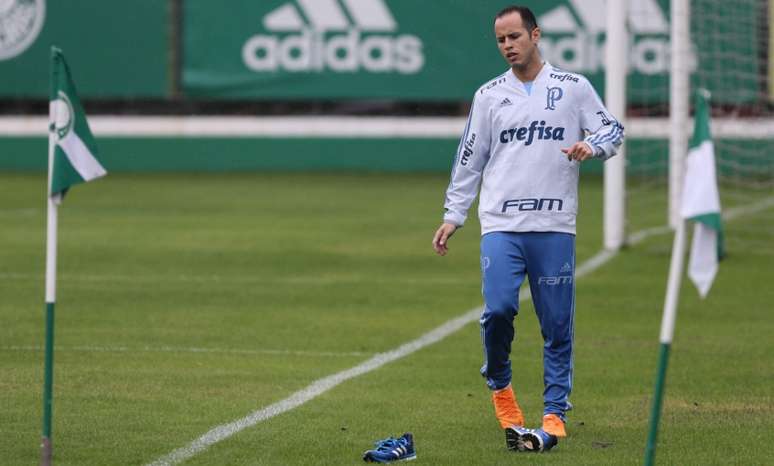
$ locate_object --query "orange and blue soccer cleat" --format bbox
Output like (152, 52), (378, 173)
(492, 384), (525, 429)
(542, 414), (567, 437)
(492, 384), (528, 451)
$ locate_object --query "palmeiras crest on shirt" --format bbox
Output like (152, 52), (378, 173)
(0, 0), (46, 61)
(545, 86), (564, 110)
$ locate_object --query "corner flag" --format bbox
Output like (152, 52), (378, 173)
(42, 47), (106, 466)
(680, 89), (723, 298)
(49, 47), (106, 202)
(644, 88), (723, 466)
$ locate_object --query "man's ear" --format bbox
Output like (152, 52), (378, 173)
(531, 27), (541, 44)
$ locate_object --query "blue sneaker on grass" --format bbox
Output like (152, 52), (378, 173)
(363, 432), (416, 463)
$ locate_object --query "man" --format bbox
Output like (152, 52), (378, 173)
(432, 5), (623, 453)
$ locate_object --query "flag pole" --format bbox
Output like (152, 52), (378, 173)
(41, 203), (57, 466)
(644, 218), (687, 465)
(41, 46), (61, 466)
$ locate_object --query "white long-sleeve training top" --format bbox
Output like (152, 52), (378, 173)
(443, 61), (624, 235)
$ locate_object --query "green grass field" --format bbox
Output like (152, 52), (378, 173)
(1, 173), (772, 465)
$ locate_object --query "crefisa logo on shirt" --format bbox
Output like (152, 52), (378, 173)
(499, 120), (565, 146)
(459, 132), (477, 166)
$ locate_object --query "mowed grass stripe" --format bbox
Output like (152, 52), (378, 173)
(0, 272), (475, 286)
(146, 246), (623, 466)
(2, 345), (371, 358)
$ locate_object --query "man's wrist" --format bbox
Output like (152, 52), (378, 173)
(443, 210), (465, 227)
(583, 140), (602, 158)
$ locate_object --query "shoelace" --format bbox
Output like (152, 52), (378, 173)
(373, 436), (409, 453)
(372, 437), (400, 452)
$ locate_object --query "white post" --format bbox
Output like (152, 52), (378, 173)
(604, 0), (627, 250)
(659, 219), (687, 344)
(45, 198), (58, 302)
(46, 104), (58, 304)
(41, 99), (59, 466)
(645, 219), (687, 466)
(669, 0), (690, 228)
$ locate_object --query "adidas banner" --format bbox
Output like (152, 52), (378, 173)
(182, 0), (760, 101)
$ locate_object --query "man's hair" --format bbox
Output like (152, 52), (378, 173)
(494, 5), (538, 31)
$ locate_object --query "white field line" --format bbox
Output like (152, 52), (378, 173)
(146, 251), (613, 466)
(146, 195), (774, 466)
(626, 225), (673, 245)
(0, 345), (369, 358)
(146, 312), (495, 466)
(146, 305), (488, 466)
(623, 195), (774, 246)
(2, 116), (774, 138)
(722, 195), (774, 220)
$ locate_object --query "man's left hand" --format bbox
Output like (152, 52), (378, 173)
(561, 142), (595, 162)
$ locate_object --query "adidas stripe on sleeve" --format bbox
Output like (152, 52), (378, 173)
(579, 78), (625, 161)
(443, 91), (492, 227)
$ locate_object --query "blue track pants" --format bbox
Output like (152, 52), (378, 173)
(479, 231), (575, 419)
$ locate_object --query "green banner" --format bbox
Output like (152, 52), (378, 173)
(183, 0), (759, 103)
(183, 0), (505, 100)
(0, 0), (168, 98)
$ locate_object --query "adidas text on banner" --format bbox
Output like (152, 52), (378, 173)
(242, 0), (424, 74)
(538, 0), (674, 75)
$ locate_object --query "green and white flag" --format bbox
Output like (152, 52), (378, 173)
(680, 89), (724, 298)
(49, 47), (106, 203)
(42, 46), (109, 466)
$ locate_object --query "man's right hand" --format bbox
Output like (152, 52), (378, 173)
(432, 223), (458, 256)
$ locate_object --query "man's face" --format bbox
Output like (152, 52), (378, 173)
(494, 12), (540, 68)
